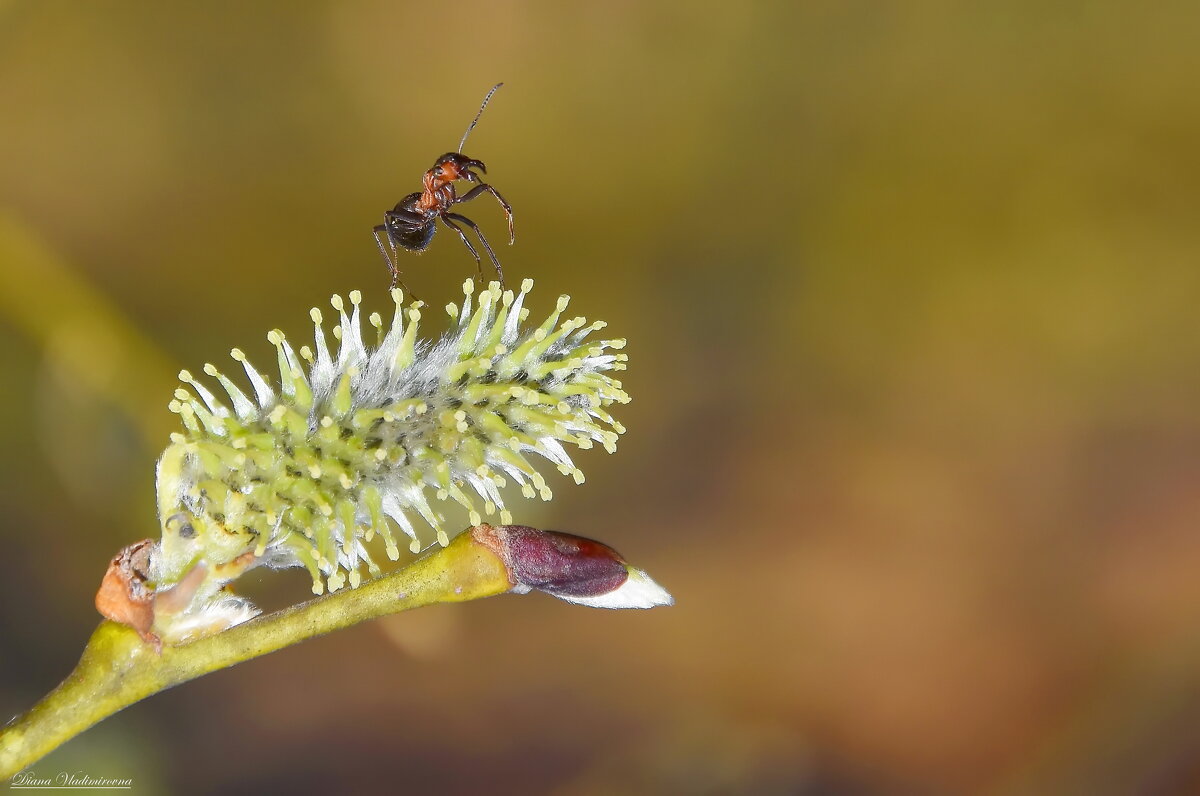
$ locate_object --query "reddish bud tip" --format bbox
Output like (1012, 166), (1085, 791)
(471, 524), (673, 609)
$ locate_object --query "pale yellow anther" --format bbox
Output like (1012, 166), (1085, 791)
(331, 295), (345, 312)
(349, 290), (362, 305)
(310, 307), (323, 323)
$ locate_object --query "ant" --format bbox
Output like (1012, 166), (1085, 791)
(374, 83), (515, 295)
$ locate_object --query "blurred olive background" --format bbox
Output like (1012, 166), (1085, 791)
(3, 1), (1200, 793)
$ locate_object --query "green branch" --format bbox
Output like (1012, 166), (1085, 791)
(0, 530), (512, 778)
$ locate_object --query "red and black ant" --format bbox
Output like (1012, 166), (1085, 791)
(374, 83), (515, 295)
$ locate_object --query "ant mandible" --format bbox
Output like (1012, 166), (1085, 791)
(374, 83), (515, 295)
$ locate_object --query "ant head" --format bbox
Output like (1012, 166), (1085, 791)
(424, 84), (502, 192)
(430, 153), (487, 184)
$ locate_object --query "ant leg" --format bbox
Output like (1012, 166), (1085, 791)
(373, 225), (399, 287)
(373, 225), (419, 301)
(446, 212), (504, 288)
(384, 208), (427, 227)
(439, 215), (486, 282)
(456, 183), (514, 245)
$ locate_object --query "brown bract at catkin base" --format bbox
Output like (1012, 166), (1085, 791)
(94, 539), (155, 642)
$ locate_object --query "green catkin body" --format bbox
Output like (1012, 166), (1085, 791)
(152, 280), (628, 637)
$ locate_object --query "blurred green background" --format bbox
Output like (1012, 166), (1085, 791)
(3, 1), (1200, 793)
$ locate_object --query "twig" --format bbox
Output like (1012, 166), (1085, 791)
(0, 529), (511, 778)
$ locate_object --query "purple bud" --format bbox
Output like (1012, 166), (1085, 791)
(471, 524), (673, 609)
(502, 525), (629, 597)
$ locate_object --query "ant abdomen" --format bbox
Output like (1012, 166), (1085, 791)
(390, 194), (436, 251)
(394, 224), (435, 253)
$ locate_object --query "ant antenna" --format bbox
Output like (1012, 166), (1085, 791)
(458, 83), (503, 153)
